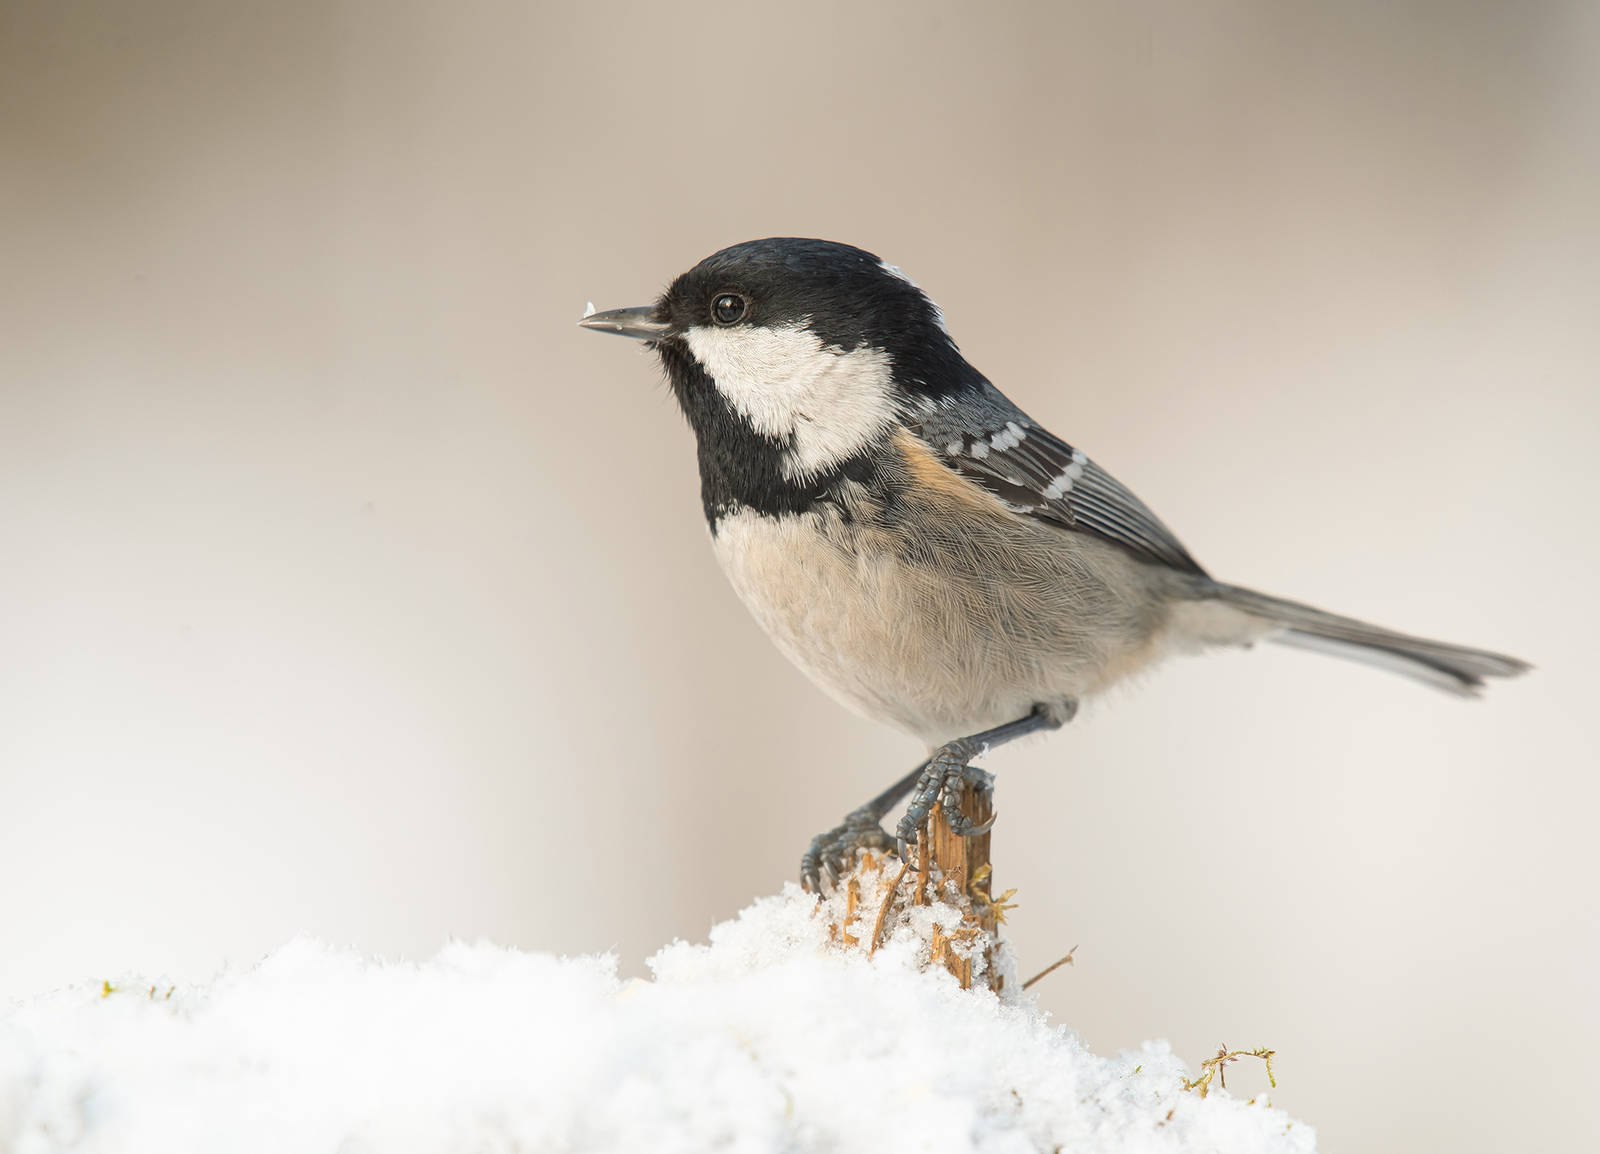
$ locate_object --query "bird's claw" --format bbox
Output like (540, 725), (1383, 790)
(800, 806), (897, 893)
(894, 738), (996, 849)
(806, 743), (1003, 889)
(943, 764), (998, 834)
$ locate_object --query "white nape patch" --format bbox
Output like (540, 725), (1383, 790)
(1042, 449), (1089, 500)
(878, 260), (950, 335)
(684, 322), (898, 480)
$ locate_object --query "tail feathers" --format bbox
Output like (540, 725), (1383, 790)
(1213, 584), (1531, 697)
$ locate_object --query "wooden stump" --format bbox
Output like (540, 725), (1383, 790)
(829, 777), (1006, 992)
(924, 777), (998, 990)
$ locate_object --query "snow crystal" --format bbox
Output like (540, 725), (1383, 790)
(0, 884), (1314, 1153)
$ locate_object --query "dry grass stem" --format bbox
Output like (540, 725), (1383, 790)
(1021, 947), (1078, 990)
(1182, 1045), (1278, 1099)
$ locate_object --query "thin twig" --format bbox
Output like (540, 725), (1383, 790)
(1021, 946), (1078, 990)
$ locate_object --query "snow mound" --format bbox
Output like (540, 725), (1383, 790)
(0, 883), (1314, 1153)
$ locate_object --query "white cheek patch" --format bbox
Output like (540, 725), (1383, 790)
(684, 323), (898, 480)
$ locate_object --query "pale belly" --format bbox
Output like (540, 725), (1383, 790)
(709, 505), (1182, 747)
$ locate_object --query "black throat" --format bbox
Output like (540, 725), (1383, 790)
(654, 340), (874, 529)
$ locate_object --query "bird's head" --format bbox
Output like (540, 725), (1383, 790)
(581, 238), (976, 483)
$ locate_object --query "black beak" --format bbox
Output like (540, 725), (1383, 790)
(577, 304), (671, 341)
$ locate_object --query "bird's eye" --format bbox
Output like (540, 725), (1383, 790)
(711, 293), (746, 326)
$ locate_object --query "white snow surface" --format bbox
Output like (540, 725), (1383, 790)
(0, 883), (1314, 1153)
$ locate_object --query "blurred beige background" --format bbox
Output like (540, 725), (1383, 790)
(3, 1), (1597, 1150)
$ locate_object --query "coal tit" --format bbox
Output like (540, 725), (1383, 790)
(580, 238), (1528, 890)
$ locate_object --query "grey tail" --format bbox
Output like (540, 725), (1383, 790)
(1212, 584), (1531, 697)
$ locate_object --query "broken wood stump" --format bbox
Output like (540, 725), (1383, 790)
(825, 776), (1009, 992)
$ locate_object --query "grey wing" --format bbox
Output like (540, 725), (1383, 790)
(909, 389), (1206, 576)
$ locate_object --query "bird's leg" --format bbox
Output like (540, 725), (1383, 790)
(800, 702), (1074, 892)
(894, 704), (1069, 857)
(801, 761), (927, 893)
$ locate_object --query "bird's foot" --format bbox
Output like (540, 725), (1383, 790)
(800, 805), (898, 893)
(895, 739), (997, 856)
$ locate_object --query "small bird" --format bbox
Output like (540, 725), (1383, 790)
(580, 238), (1528, 890)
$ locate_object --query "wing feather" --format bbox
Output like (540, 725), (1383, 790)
(907, 391), (1204, 575)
